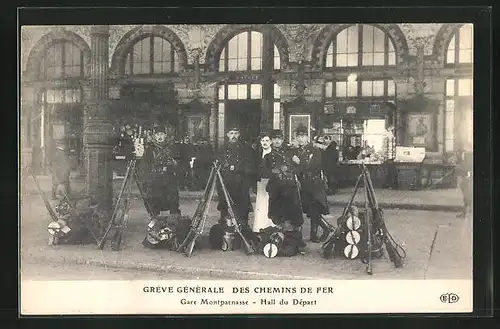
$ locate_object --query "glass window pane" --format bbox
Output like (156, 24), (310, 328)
(336, 31), (347, 53)
(46, 90), (55, 103)
(219, 59), (225, 72)
(336, 54), (347, 67)
(64, 89), (73, 103)
(238, 84), (248, 99)
(347, 81), (358, 97)
(373, 80), (385, 96)
(327, 43), (334, 55)
(347, 26), (358, 53)
(218, 85), (225, 100)
(237, 32), (248, 58)
(153, 62), (163, 74)
(228, 37), (238, 58)
(45, 67), (55, 79)
(141, 62), (150, 74)
(251, 57), (261, 71)
(347, 54), (358, 67)
(54, 43), (63, 64)
(448, 35), (455, 53)
(459, 50), (472, 63)
(326, 53), (333, 67)
(250, 84), (262, 99)
(446, 79), (455, 96)
(325, 81), (333, 98)
(361, 81), (372, 96)
(153, 37), (163, 61)
(446, 50), (455, 64)
(55, 90), (64, 103)
(274, 56), (280, 70)
(362, 26), (374, 52)
(218, 103), (225, 140)
(133, 44), (142, 61)
(228, 59), (238, 71)
(274, 83), (280, 99)
(446, 99), (455, 112)
(54, 66), (63, 78)
(459, 25), (473, 49)
(141, 38), (150, 60)
(373, 28), (385, 52)
(220, 48), (226, 61)
(389, 41), (395, 52)
(237, 58), (246, 71)
(336, 82), (347, 97)
(445, 106), (454, 137)
(387, 80), (395, 96)
(228, 85), (238, 99)
(373, 53), (385, 66)
(251, 31), (262, 58)
(273, 102), (281, 129)
(458, 79), (472, 96)
(362, 53), (373, 66)
(388, 51), (396, 65)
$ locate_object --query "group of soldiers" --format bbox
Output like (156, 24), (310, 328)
(132, 123), (334, 256)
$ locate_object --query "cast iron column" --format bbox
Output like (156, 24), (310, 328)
(260, 26), (274, 132)
(83, 25), (114, 212)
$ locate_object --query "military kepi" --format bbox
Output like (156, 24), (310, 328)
(227, 124), (240, 132)
(271, 129), (284, 138)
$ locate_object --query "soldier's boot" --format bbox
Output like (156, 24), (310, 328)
(310, 219), (320, 242)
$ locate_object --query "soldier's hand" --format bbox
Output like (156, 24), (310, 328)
(292, 155), (300, 164)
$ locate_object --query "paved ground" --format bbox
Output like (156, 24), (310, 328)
(20, 192), (472, 281)
(20, 174), (464, 212)
(21, 259), (214, 280)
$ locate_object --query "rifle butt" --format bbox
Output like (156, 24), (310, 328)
(386, 240), (404, 268)
(184, 238), (196, 257)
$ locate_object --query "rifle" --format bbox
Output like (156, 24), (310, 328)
(216, 166), (255, 255)
(98, 159), (136, 250)
(362, 163), (406, 268)
(27, 166), (59, 223)
(177, 161), (219, 257)
(362, 170), (373, 275)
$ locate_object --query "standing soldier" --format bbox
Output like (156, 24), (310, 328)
(216, 125), (255, 227)
(138, 125), (181, 217)
(263, 129), (307, 254)
(292, 124), (332, 242)
(51, 139), (71, 199)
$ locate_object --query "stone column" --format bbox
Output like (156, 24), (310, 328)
(209, 99), (218, 148)
(83, 25), (114, 212)
(260, 26), (274, 131)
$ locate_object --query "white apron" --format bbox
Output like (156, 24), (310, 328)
(252, 148), (275, 233)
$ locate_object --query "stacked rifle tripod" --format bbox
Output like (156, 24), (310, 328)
(321, 163), (407, 275)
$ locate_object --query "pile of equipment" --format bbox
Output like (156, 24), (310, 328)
(321, 163), (406, 274)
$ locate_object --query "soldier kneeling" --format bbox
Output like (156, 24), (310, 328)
(142, 214), (192, 250)
(48, 184), (100, 246)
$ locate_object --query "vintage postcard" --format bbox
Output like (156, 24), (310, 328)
(19, 11), (477, 315)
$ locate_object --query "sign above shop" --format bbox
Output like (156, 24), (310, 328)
(346, 106), (357, 114)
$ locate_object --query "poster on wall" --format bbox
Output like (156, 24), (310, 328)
(289, 114), (310, 144)
(407, 113), (436, 150)
(187, 115), (209, 140)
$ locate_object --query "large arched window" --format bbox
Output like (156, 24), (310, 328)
(325, 24), (396, 68)
(444, 24), (473, 154)
(39, 40), (85, 79)
(446, 24), (473, 64)
(322, 24), (397, 161)
(218, 31), (281, 72)
(124, 36), (180, 75)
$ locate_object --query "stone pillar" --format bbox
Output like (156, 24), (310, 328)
(260, 26), (274, 131)
(209, 100), (218, 148)
(83, 25), (114, 212)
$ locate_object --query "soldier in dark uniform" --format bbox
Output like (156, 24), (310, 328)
(262, 129), (308, 254)
(216, 125), (255, 226)
(456, 146), (473, 218)
(292, 124), (332, 242)
(138, 125), (181, 217)
(51, 139), (71, 199)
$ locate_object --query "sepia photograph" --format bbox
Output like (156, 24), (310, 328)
(19, 14), (477, 314)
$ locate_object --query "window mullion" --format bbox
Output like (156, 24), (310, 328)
(247, 30), (251, 72)
(357, 24), (363, 67)
(150, 36), (154, 75)
(384, 34), (389, 66)
(455, 31), (459, 64)
(61, 42), (66, 79)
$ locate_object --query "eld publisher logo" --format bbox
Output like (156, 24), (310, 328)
(440, 293), (460, 304)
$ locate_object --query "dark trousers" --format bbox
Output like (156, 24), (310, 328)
(384, 160), (397, 189)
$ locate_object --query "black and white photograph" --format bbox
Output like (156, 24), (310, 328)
(19, 11), (479, 314)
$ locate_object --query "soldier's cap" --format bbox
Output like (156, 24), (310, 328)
(271, 129), (284, 138)
(153, 125), (167, 133)
(259, 130), (272, 139)
(227, 124), (240, 132)
(295, 124), (308, 136)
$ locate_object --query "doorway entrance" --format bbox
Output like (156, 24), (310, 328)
(225, 99), (262, 144)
